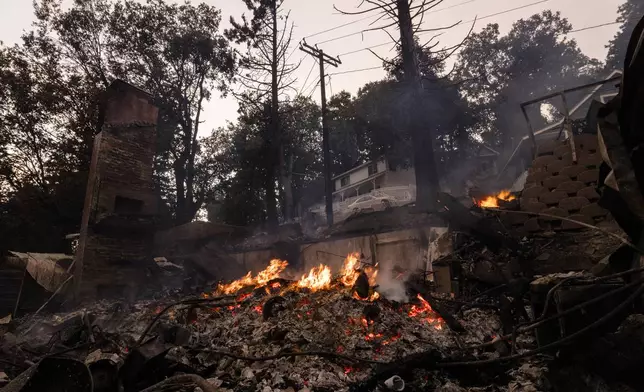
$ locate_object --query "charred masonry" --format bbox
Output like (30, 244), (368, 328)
(74, 80), (159, 300)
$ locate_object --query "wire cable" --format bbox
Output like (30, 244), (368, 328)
(329, 65), (383, 76)
(570, 21), (622, 33)
(317, 0), (549, 46)
(298, 58), (317, 95)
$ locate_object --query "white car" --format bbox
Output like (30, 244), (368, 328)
(347, 194), (396, 212)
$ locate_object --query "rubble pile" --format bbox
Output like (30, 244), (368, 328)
(2, 241), (643, 392)
(0, 253), (551, 392)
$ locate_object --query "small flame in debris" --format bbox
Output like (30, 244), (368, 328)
(297, 264), (332, 291)
(253, 305), (262, 314)
(217, 259), (288, 294)
(408, 294), (443, 330)
(353, 290), (381, 301)
(344, 366), (354, 374)
(476, 190), (516, 208)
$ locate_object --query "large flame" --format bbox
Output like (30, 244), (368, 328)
(339, 252), (361, 286)
(217, 259), (288, 294)
(297, 264), (332, 291)
(476, 190), (516, 208)
(339, 252), (379, 288)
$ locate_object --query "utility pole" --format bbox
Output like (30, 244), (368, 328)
(300, 40), (341, 226)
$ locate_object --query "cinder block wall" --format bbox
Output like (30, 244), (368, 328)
(505, 134), (609, 232)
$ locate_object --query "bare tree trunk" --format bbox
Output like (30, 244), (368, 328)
(396, 0), (439, 211)
(269, 0), (288, 224)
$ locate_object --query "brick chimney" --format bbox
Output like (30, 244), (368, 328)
(73, 80), (159, 300)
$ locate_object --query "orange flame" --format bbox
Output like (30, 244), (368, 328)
(476, 190), (516, 208)
(297, 264), (332, 291)
(339, 252), (361, 286)
(339, 253), (379, 288)
(408, 294), (443, 330)
(217, 259), (288, 294)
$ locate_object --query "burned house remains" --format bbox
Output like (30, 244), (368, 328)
(73, 80), (159, 301)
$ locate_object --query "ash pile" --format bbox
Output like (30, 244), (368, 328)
(3, 233), (644, 392)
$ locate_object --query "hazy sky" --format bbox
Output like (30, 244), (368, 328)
(0, 0), (624, 136)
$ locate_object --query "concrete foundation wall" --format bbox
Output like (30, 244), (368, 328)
(227, 225), (453, 292)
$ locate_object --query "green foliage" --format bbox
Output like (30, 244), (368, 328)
(0, 0), (235, 251)
(455, 11), (602, 149)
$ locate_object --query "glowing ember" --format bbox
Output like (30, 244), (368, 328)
(408, 294), (443, 330)
(365, 332), (384, 341)
(382, 333), (402, 345)
(344, 366), (354, 375)
(297, 264), (332, 291)
(476, 190), (516, 208)
(217, 259), (288, 294)
(353, 290), (381, 301)
(253, 305), (262, 314)
(236, 293), (252, 302)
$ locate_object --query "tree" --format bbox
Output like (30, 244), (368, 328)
(0, 0), (236, 253)
(202, 95), (322, 226)
(606, 0), (644, 70)
(279, 96), (322, 217)
(455, 11), (601, 149)
(226, 0), (300, 223)
(26, 0), (236, 224)
(333, 0), (473, 211)
(327, 91), (371, 175)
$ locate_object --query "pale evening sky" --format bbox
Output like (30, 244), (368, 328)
(0, 0), (624, 136)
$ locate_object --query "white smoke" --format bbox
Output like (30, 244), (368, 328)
(376, 265), (408, 302)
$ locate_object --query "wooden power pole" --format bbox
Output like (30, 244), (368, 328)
(300, 40), (341, 226)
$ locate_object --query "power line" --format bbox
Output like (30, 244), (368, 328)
(329, 66), (383, 76)
(298, 58), (317, 95)
(317, 0), (550, 47)
(317, 0), (483, 45)
(306, 78), (321, 99)
(305, 14), (377, 39)
(569, 21), (621, 33)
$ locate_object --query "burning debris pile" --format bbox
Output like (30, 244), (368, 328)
(0, 253), (549, 392)
(2, 240), (643, 392)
